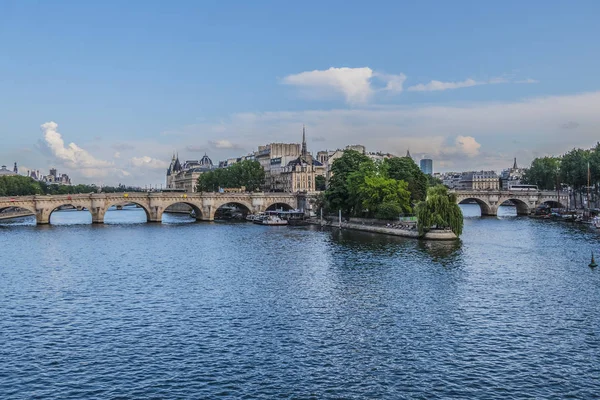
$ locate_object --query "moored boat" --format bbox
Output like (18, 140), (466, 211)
(261, 215), (288, 226)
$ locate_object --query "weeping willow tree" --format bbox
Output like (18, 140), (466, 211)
(415, 185), (463, 237)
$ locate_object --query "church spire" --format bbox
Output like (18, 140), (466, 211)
(301, 124), (307, 158)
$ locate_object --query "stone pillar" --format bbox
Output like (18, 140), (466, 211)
(36, 208), (50, 224)
(90, 194), (107, 224)
(202, 197), (215, 221)
(251, 195), (265, 215)
(482, 205), (498, 216)
(148, 193), (164, 222)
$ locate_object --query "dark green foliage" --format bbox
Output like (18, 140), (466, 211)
(375, 202), (403, 220)
(0, 176), (144, 196)
(384, 157), (428, 202)
(325, 150), (372, 216)
(325, 151), (412, 218)
(415, 185), (463, 237)
(522, 156), (561, 190)
(0, 175), (44, 196)
(427, 174), (443, 187)
(315, 175), (326, 191)
(196, 160), (265, 192)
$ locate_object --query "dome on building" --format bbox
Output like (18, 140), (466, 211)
(200, 154), (213, 167)
(0, 165), (16, 176)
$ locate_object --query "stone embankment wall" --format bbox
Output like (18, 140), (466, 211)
(309, 218), (457, 241)
(0, 209), (35, 221)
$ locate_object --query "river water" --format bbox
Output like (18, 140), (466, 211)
(1, 205), (599, 399)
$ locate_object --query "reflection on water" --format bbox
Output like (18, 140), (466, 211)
(460, 203), (518, 217)
(1, 202), (600, 398)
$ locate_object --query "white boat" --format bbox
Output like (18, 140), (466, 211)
(251, 212), (266, 224)
(592, 216), (600, 229)
(245, 214), (255, 222)
(261, 215), (288, 226)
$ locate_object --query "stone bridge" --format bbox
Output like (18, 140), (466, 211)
(452, 189), (568, 216)
(0, 192), (310, 224)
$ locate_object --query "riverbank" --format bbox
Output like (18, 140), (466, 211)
(307, 219), (458, 240)
(0, 210), (34, 221)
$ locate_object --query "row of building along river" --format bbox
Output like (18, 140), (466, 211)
(0, 204), (599, 398)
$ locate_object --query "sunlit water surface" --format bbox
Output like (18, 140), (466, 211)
(1, 205), (599, 399)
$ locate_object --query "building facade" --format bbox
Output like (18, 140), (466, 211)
(166, 153), (215, 192)
(267, 126), (324, 192)
(459, 171), (500, 190)
(500, 158), (525, 189)
(420, 159), (433, 175)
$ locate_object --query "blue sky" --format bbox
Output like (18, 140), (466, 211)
(1, 0), (600, 185)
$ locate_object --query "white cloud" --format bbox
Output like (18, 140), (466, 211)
(130, 156), (169, 169)
(41, 121), (117, 178)
(516, 78), (539, 84)
(113, 152), (121, 159)
(408, 76), (538, 92)
(209, 139), (243, 150)
(375, 72), (407, 93)
(283, 67), (536, 100)
(408, 78), (480, 92)
(283, 67), (375, 104)
(448, 136), (481, 157)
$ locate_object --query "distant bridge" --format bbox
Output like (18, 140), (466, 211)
(0, 192), (311, 224)
(452, 189), (568, 216)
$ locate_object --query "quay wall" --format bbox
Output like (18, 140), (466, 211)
(309, 219), (457, 241)
(0, 210), (35, 221)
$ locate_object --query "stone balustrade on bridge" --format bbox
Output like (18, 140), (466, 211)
(0, 192), (310, 225)
(451, 189), (568, 216)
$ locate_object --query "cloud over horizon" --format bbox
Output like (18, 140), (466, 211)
(283, 67), (538, 101)
(41, 121), (117, 178)
(282, 67), (406, 104)
(31, 90), (600, 185)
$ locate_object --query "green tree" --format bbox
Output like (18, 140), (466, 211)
(521, 156), (561, 190)
(415, 185), (463, 237)
(315, 175), (326, 191)
(0, 176), (44, 196)
(384, 156), (428, 203)
(196, 160), (265, 192)
(325, 150), (372, 216)
(358, 174), (411, 218)
(560, 148), (591, 208)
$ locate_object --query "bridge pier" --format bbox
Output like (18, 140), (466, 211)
(36, 209), (50, 225)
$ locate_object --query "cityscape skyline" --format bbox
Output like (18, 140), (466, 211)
(2, 1), (600, 186)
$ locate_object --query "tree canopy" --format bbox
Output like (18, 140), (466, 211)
(196, 160), (265, 192)
(415, 185), (463, 237)
(521, 156), (561, 190)
(325, 151), (414, 218)
(0, 176), (144, 197)
(384, 156), (429, 203)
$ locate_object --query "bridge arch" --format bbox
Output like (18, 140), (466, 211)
(47, 202), (93, 224)
(213, 201), (252, 220)
(498, 198), (530, 216)
(100, 200), (152, 223)
(265, 201), (296, 212)
(159, 200), (204, 222)
(457, 197), (493, 216)
(541, 200), (565, 209)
